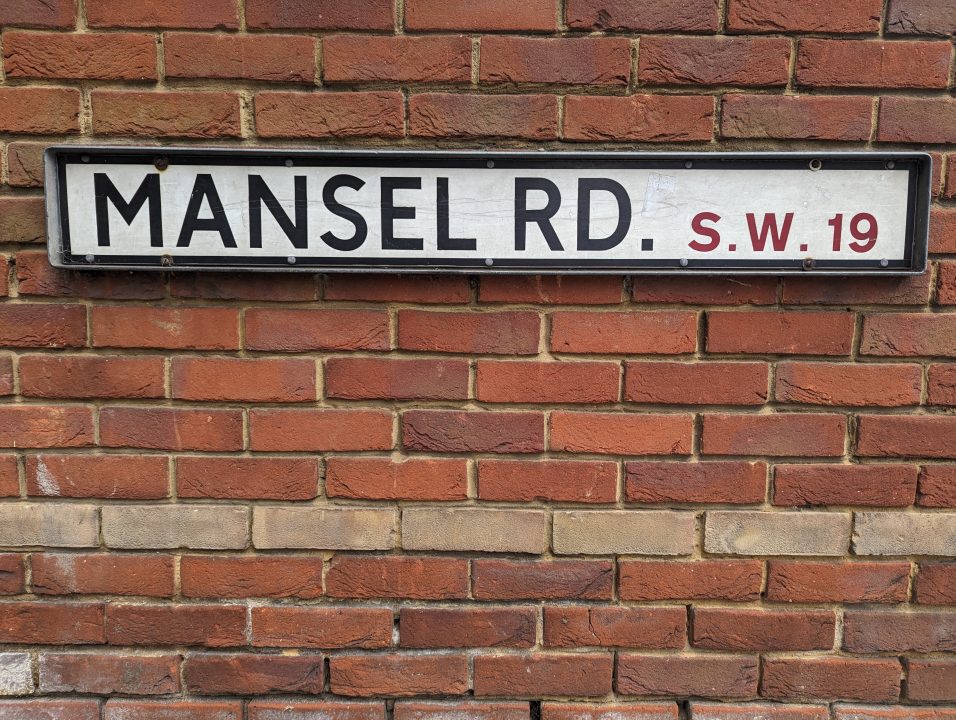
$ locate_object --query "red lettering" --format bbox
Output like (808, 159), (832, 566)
(689, 212), (721, 252)
(746, 212), (794, 252)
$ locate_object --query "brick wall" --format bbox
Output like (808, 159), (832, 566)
(0, 0), (955, 718)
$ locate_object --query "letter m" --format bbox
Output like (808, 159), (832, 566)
(94, 172), (163, 247)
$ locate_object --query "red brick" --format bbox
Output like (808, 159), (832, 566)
(106, 604), (246, 647)
(332, 654), (469, 697)
(722, 94), (873, 140)
(474, 654), (612, 697)
(0, 197), (44, 244)
(0, 700), (100, 719)
(477, 360), (620, 403)
(169, 272), (318, 302)
(858, 416), (956, 458)
(4, 31), (156, 80)
(843, 610), (956, 652)
(775, 362), (921, 407)
(919, 465), (956, 507)
(565, 94), (715, 142)
(181, 556), (323, 600)
(472, 559), (613, 600)
(245, 308), (388, 351)
(761, 657), (901, 702)
(184, 654), (324, 695)
(0, 87), (79, 134)
(403, 410), (543, 453)
(703, 413), (846, 457)
(908, 660), (956, 701)
(888, 0), (956, 35)
(26, 454), (169, 499)
(165, 32), (315, 82)
(93, 306), (238, 350)
(773, 463), (917, 506)
(16, 252), (165, 299)
(177, 457), (318, 500)
(708, 311), (854, 355)
(252, 607), (391, 649)
(930, 208), (956, 254)
(0, 0), (74, 28)
(410, 93), (558, 139)
(32, 553), (174, 597)
(929, 364), (956, 405)
(878, 97), (956, 144)
(567, 0), (717, 31)
(104, 701), (242, 720)
(256, 91), (403, 139)
(171, 357), (315, 403)
(250, 409), (393, 452)
(0, 602), (105, 644)
(92, 90), (241, 138)
(0, 304), (86, 348)
(616, 654), (758, 698)
(834, 709), (956, 720)
(399, 310), (539, 354)
(326, 457), (467, 501)
(619, 559), (762, 601)
(397, 703), (529, 720)
(940, 263), (956, 305)
(481, 36), (630, 85)
(543, 605), (685, 649)
(249, 702), (384, 720)
(626, 461), (766, 504)
(326, 358), (469, 400)
(100, 407), (242, 451)
(552, 311), (697, 354)
(0, 406), (93, 448)
(551, 411), (692, 455)
(783, 273), (931, 305)
(0, 359), (12, 398)
(478, 459), (617, 503)
(246, 0), (393, 30)
(690, 705), (828, 720)
(40, 653), (180, 695)
(632, 276), (777, 305)
(20, 355), (165, 400)
(625, 361), (767, 405)
(481, 275), (624, 304)
(640, 36), (790, 86)
(88, 0), (237, 27)
(0, 455), (15, 497)
(797, 39), (950, 88)
(400, 607), (536, 648)
(728, 0), (881, 32)
(862, 313), (956, 356)
(325, 35), (471, 83)
(326, 555), (469, 600)
(543, 704), (677, 720)
(0, 554), (25, 595)
(406, 0), (556, 30)
(767, 560), (909, 604)
(325, 274), (470, 303)
(693, 608), (834, 651)
(917, 563), (956, 604)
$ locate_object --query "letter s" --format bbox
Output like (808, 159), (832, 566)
(689, 212), (721, 252)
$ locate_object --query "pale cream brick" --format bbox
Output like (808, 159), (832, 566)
(0, 654), (33, 696)
(705, 511), (851, 556)
(253, 507), (396, 550)
(402, 508), (548, 553)
(553, 510), (696, 555)
(854, 512), (956, 556)
(0, 503), (98, 547)
(102, 505), (248, 549)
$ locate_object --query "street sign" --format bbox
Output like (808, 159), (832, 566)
(45, 147), (931, 275)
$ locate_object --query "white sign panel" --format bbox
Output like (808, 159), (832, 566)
(45, 149), (930, 274)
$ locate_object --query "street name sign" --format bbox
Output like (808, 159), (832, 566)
(45, 147), (931, 275)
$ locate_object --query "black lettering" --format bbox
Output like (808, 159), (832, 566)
(576, 178), (631, 251)
(321, 174), (368, 252)
(176, 174), (236, 248)
(94, 172), (163, 248)
(436, 177), (476, 251)
(381, 177), (423, 251)
(514, 178), (563, 251)
(249, 174), (307, 249)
